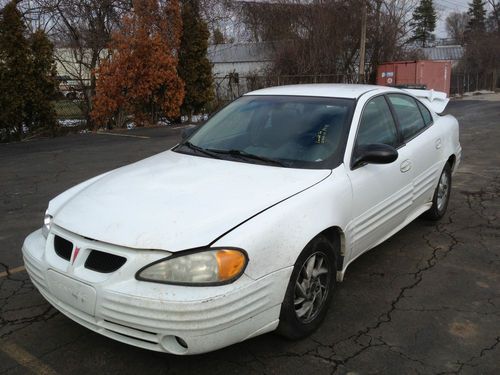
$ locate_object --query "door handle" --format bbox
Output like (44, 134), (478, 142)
(400, 159), (412, 173)
(435, 138), (442, 149)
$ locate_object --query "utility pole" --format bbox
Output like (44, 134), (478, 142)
(359, 0), (367, 84)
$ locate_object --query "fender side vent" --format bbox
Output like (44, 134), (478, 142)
(54, 235), (73, 261)
(85, 250), (126, 273)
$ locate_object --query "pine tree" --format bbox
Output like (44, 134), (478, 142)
(212, 28), (225, 45)
(0, 1), (32, 141)
(178, 0), (213, 121)
(411, 0), (437, 47)
(467, 0), (487, 33)
(25, 30), (58, 135)
(92, 0), (184, 128)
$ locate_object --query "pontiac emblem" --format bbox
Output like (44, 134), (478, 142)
(71, 247), (80, 265)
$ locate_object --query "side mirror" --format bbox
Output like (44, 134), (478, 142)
(352, 143), (398, 169)
(181, 125), (198, 141)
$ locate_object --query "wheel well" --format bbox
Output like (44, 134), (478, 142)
(447, 154), (456, 170)
(319, 226), (345, 271)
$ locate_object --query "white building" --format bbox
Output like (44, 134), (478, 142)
(207, 42), (274, 100)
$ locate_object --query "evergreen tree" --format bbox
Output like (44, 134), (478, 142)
(0, 1), (31, 141)
(26, 30), (58, 135)
(178, 0), (213, 121)
(212, 28), (225, 44)
(467, 0), (487, 33)
(410, 0), (437, 47)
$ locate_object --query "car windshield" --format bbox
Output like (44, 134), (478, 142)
(175, 95), (355, 169)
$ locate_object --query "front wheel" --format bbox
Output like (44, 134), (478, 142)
(277, 235), (337, 339)
(424, 163), (452, 221)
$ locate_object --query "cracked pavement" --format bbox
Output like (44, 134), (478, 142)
(0, 100), (499, 374)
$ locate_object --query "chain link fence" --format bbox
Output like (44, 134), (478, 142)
(55, 78), (91, 128)
(450, 71), (499, 96)
(54, 72), (496, 129)
(213, 73), (359, 107)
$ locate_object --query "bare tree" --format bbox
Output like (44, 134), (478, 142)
(237, 0), (418, 82)
(487, 0), (500, 33)
(446, 11), (469, 44)
(461, 1), (500, 91)
(367, 0), (420, 81)
(25, 0), (131, 125)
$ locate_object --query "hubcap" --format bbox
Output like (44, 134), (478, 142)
(294, 252), (331, 323)
(437, 171), (449, 211)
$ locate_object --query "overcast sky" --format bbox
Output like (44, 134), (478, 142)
(434, 0), (471, 37)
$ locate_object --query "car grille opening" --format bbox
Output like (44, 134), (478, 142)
(54, 235), (73, 260)
(84, 250), (126, 273)
(103, 320), (156, 336)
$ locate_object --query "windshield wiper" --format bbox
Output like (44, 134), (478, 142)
(177, 141), (222, 159)
(207, 148), (286, 167)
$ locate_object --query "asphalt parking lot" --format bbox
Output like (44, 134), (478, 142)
(1, 98), (499, 375)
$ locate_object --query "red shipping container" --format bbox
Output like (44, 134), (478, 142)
(377, 60), (452, 96)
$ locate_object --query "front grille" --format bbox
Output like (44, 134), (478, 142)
(54, 235), (73, 260)
(84, 250), (126, 273)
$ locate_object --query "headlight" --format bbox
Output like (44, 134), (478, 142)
(136, 248), (248, 285)
(42, 212), (52, 238)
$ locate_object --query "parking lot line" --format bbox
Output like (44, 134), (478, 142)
(0, 340), (59, 375)
(96, 132), (150, 139)
(0, 265), (26, 278)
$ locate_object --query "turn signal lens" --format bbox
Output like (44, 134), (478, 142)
(215, 249), (247, 281)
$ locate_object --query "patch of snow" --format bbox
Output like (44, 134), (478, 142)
(462, 90), (495, 97)
(181, 113), (209, 123)
(59, 119), (86, 127)
(157, 117), (171, 127)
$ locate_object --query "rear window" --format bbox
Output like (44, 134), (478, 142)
(417, 100), (433, 126)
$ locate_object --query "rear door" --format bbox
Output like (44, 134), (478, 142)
(386, 94), (444, 212)
(346, 95), (415, 259)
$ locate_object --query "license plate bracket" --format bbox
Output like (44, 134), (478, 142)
(46, 270), (97, 316)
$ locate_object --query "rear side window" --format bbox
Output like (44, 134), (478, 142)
(388, 94), (426, 141)
(416, 100), (433, 126)
(356, 96), (398, 147)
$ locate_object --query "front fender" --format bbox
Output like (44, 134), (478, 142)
(212, 165), (353, 280)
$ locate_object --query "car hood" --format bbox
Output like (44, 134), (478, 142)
(50, 150), (331, 252)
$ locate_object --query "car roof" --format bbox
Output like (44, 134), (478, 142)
(245, 84), (397, 99)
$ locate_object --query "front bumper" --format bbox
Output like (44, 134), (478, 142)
(22, 227), (291, 354)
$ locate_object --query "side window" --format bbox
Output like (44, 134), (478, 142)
(356, 96), (398, 147)
(387, 94), (426, 140)
(416, 100), (433, 126)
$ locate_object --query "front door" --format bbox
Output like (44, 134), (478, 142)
(346, 95), (414, 259)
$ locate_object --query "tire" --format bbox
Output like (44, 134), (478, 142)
(277, 235), (337, 340)
(424, 163), (452, 221)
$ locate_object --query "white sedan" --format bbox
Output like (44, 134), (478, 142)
(22, 84), (461, 354)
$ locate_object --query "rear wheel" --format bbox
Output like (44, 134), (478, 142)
(424, 163), (452, 221)
(277, 235), (337, 339)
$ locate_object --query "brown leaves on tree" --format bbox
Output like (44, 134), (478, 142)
(92, 0), (184, 128)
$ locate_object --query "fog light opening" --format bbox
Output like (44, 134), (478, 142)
(175, 336), (188, 349)
(160, 335), (189, 354)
